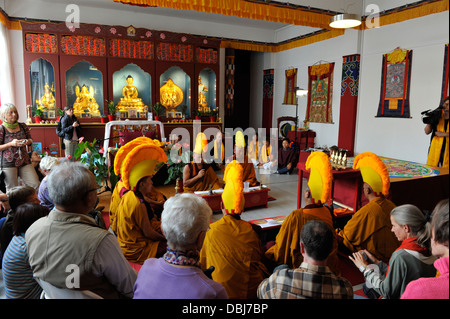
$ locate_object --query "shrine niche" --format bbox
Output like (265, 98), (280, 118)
(30, 58), (56, 116)
(113, 63), (151, 115)
(160, 66), (191, 117)
(198, 68), (216, 114)
(66, 61), (103, 117)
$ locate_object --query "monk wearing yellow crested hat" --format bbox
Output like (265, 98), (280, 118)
(227, 131), (260, 187)
(110, 137), (166, 233)
(114, 140), (168, 264)
(264, 151), (340, 275)
(337, 152), (400, 263)
(200, 161), (269, 299)
(182, 132), (223, 193)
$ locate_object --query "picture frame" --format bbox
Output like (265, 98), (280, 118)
(128, 108), (137, 118)
(81, 113), (91, 118)
(47, 110), (56, 118)
(167, 111), (175, 118)
(139, 112), (147, 119)
(175, 112), (182, 119)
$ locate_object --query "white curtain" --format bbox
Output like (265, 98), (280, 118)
(0, 21), (15, 106)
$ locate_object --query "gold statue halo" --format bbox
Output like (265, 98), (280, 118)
(160, 78), (184, 111)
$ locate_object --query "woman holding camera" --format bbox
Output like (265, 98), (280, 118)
(0, 103), (40, 192)
(425, 96), (449, 168)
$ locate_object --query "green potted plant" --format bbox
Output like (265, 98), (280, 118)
(34, 108), (45, 123)
(195, 109), (201, 120)
(57, 108), (65, 121)
(209, 109), (217, 122)
(164, 148), (192, 186)
(74, 138), (114, 189)
(152, 102), (163, 121)
(106, 100), (117, 121)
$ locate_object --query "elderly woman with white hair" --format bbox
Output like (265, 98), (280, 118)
(0, 103), (40, 192)
(37, 156), (60, 210)
(350, 204), (437, 299)
(133, 193), (228, 299)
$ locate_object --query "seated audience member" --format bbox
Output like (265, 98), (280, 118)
(274, 138), (297, 175)
(2, 203), (50, 298)
(183, 132), (223, 193)
(350, 204), (436, 299)
(402, 199), (449, 299)
(200, 161), (269, 299)
(337, 152), (400, 263)
(115, 142), (167, 264)
(247, 133), (259, 167)
(265, 151), (339, 275)
(29, 151), (44, 181)
(0, 193), (10, 217)
(258, 220), (353, 299)
(231, 131), (260, 187)
(1, 186), (40, 256)
(134, 193), (228, 299)
(25, 162), (137, 298)
(37, 156), (60, 210)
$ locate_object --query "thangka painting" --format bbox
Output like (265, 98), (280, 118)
(283, 68), (297, 105)
(376, 48), (413, 118)
(441, 44), (449, 102)
(306, 62), (334, 123)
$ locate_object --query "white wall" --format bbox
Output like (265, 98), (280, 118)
(249, 11), (449, 164)
(355, 12), (449, 163)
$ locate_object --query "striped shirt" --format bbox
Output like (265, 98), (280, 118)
(257, 262), (353, 299)
(1, 235), (42, 299)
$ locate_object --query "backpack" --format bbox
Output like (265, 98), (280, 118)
(56, 115), (65, 138)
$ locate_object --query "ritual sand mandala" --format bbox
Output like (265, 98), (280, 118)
(347, 157), (440, 179)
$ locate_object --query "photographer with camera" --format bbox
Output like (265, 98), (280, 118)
(424, 97), (449, 168)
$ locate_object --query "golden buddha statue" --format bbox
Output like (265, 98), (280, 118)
(36, 83), (56, 110)
(160, 78), (183, 112)
(197, 76), (210, 114)
(73, 84), (101, 117)
(116, 75), (146, 113)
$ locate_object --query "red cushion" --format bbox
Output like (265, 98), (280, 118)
(119, 131), (156, 146)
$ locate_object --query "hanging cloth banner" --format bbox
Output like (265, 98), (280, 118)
(376, 48), (413, 118)
(441, 43), (449, 102)
(306, 62), (334, 123)
(262, 69), (274, 130)
(283, 68), (297, 105)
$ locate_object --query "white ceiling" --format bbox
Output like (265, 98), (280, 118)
(0, 0), (427, 43)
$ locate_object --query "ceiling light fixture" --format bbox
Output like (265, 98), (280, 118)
(329, 13), (362, 29)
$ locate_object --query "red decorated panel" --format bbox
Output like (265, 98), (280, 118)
(157, 43), (193, 62)
(25, 33), (57, 54)
(61, 35), (106, 56)
(196, 47), (218, 64)
(109, 39), (154, 60)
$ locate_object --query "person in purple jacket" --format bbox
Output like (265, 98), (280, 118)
(133, 193), (228, 299)
(37, 156), (60, 210)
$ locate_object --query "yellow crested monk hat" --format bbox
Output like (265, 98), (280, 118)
(305, 151), (333, 204)
(113, 137), (159, 176)
(221, 160), (245, 215)
(353, 152), (390, 196)
(235, 130), (246, 148)
(121, 141), (167, 191)
(193, 132), (209, 155)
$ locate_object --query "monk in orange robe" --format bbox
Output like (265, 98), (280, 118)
(183, 133), (223, 193)
(337, 152), (400, 263)
(114, 140), (168, 264)
(229, 131), (260, 187)
(200, 161), (269, 299)
(265, 151), (339, 275)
